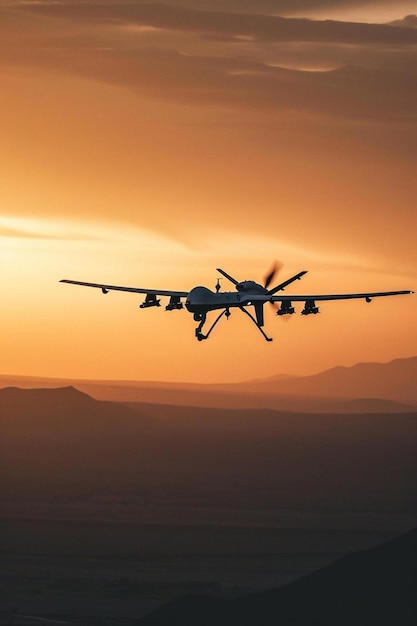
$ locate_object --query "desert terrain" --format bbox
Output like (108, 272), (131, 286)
(1, 357), (416, 624)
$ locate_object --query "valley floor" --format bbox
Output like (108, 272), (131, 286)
(0, 519), (397, 625)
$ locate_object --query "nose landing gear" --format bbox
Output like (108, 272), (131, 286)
(194, 309), (230, 341)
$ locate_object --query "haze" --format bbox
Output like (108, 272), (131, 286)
(1, 0), (416, 383)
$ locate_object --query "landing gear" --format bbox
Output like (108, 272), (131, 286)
(193, 306), (273, 342)
(239, 307), (273, 342)
(195, 311), (207, 340)
(194, 309), (229, 341)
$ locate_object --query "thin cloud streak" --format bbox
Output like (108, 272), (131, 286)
(0, 226), (69, 240)
(0, 217), (101, 242)
(15, 2), (417, 45)
(8, 0), (417, 20)
(2, 44), (416, 123)
(0, 225), (96, 241)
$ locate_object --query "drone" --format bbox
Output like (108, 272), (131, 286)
(60, 264), (413, 342)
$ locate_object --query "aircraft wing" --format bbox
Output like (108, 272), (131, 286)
(60, 279), (189, 298)
(269, 290), (413, 302)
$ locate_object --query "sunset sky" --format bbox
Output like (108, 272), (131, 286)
(1, 0), (416, 383)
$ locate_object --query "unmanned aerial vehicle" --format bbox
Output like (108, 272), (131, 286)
(60, 264), (413, 342)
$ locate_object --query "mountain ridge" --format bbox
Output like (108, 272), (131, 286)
(138, 527), (417, 625)
(1, 354), (415, 388)
(2, 386), (416, 527)
(0, 355), (416, 409)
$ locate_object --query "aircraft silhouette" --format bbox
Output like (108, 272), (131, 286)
(61, 264), (413, 342)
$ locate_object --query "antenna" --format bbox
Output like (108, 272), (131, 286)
(215, 277), (223, 292)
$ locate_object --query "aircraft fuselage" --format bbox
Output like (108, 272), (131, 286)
(186, 284), (267, 313)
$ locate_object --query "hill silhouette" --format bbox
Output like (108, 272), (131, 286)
(44, 355), (417, 409)
(138, 527), (417, 625)
(1, 387), (416, 525)
(245, 356), (417, 405)
(1, 356), (416, 410)
(0, 386), (157, 496)
(0, 385), (96, 415)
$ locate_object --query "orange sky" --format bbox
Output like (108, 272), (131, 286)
(1, 0), (416, 383)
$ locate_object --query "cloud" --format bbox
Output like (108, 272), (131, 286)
(7, 1), (414, 18)
(0, 219), (96, 241)
(0, 226), (64, 240)
(15, 2), (417, 45)
(1, 2), (416, 123)
(2, 41), (416, 123)
(0, 226), (91, 240)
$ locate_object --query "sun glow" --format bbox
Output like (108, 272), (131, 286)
(1, 0), (415, 383)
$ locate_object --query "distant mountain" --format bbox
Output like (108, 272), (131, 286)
(325, 397), (416, 413)
(66, 353), (417, 411)
(1, 356), (415, 410)
(245, 356), (417, 405)
(123, 395), (415, 413)
(1, 387), (416, 526)
(0, 385), (147, 425)
(0, 386), (157, 495)
(138, 527), (417, 625)
(0, 385), (96, 416)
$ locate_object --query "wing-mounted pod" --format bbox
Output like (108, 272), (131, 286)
(140, 293), (161, 308)
(301, 299), (319, 315)
(277, 300), (295, 316)
(165, 295), (184, 311)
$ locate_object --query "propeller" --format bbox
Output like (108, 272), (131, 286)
(263, 260), (299, 321)
(263, 261), (284, 317)
(264, 260), (283, 290)
(265, 262), (307, 296)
